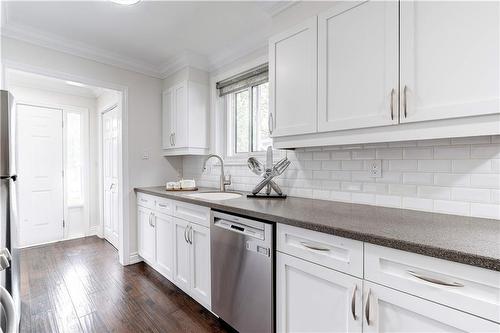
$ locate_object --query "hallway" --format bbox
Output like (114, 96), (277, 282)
(19, 237), (229, 333)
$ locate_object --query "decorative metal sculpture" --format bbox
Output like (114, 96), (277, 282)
(247, 146), (290, 198)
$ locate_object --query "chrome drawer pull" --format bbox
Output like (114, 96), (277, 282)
(158, 203), (168, 208)
(365, 288), (371, 326)
(407, 270), (464, 287)
(351, 284), (357, 320)
(300, 242), (330, 252)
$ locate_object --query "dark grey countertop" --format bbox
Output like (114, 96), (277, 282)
(135, 186), (500, 271)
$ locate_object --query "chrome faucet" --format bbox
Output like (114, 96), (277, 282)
(202, 154), (231, 192)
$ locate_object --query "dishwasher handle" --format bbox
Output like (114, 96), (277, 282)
(213, 218), (265, 240)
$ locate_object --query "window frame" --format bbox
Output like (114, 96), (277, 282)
(226, 82), (270, 161)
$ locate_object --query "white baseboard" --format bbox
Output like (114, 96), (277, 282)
(129, 252), (142, 264)
(88, 225), (98, 236)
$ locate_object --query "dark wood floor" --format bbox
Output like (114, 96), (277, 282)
(20, 236), (230, 333)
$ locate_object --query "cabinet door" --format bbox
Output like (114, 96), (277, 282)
(155, 212), (174, 281)
(318, 1), (398, 132)
(400, 1), (500, 123)
(363, 281), (499, 333)
(189, 223), (211, 308)
(269, 17), (318, 137)
(162, 89), (174, 149)
(137, 206), (155, 263)
(172, 82), (188, 148)
(172, 217), (190, 292)
(277, 252), (362, 333)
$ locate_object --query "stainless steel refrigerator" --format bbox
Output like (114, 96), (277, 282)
(0, 90), (20, 333)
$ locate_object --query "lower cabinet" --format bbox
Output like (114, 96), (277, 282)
(277, 252), (362, 333)
(155, 212), (174, 280)
(363, 281), (499, 333)
(173, 217), (211, 308)
(137, 205), (156, 264)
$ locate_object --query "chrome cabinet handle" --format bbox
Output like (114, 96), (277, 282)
(169, 133), (173, 146)
(184, 226), (189, 243)
(268, 113), (273, 135)
(365, 288), (372, 326)
(109, 183), (115, 190)
(150, 213), (155, 227)
(390, 88), (395, 120)
(188, 226), (193, 245)
(172, 133), (176, 146)
(140, 198), (147, 202)
(300, 241), (330, 252)
(403, 85), (408, 118)
(351, 284), (357, 320)
(407, 270), (464, 287)
(158, 203), (167, 208)
(148, 212), (152, 227)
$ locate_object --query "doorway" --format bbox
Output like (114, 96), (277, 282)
(102, 105), (120, 248)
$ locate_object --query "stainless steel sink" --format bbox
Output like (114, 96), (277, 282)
(187, 192), (242, 201)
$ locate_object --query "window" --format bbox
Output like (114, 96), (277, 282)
(230, 82), (271, 154)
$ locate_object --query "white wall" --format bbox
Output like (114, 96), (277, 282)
(2, 36), (182, 262)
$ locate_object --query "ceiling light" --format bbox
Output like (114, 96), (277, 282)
(66, 81), (87, 87)
(110, 0), (141, 5)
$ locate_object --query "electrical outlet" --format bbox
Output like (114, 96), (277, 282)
(369, 159), (382, 178)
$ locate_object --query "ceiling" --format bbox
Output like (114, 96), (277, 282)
(1, 1), (296, 78)
(6, 69), (111, 98)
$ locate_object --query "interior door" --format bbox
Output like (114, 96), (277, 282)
(189, 223), (210, 307)
(173, 217), (190, 293)
(17, 104), (63, 247)
(363, 281), (499, 332)
(318, 1), (399, 132)
(400, 1), (500, 123)
(276, 252), (362, 333)
(102, 107), (119, 248)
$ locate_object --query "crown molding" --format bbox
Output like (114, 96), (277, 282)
(159, 50), (210, 78)
(263, 0), (301, 17)
(1, 21), (164, 79)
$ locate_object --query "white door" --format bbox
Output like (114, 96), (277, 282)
(276, 252), (362, 333)
(155, 212), (174, 280)
(102, 107), (119, 248)
(162, 89), (174, 149)
(17, 104), (64, 247)
(173, 83), (188, 148)
(137, 206), (155, 263)
(173, 217), (190, 293)
(269, 17), (318, 137)
(318, 1), (398, 132)
(189, 223), (211, 308)
(400, 1), (500, 123)
(363, 281), (499, 332)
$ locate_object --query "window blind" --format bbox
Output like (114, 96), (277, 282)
(216, 63), (268, 97)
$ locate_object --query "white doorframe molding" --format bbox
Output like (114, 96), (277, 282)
(3, 60), (131, 266)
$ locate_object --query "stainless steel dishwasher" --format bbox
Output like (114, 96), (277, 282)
(211, 211), (274, 333)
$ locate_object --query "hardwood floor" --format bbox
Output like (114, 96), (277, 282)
(20, 236), (230, 333)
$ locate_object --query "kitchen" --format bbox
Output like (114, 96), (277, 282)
(0, 1), (499, 332)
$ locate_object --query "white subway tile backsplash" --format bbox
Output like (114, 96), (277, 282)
(434, 145), (470, 159)
(184, 136), (500, 219)
(470, 203), (500, 219)
(376, 148), (403, 159)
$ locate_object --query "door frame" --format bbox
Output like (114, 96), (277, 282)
(3, 61), (131, 265)
(14, 101), (91, 245)
(99, 103), (120, 249)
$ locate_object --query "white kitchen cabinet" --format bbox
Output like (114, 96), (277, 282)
(137, 205), (156, 264)
(318, 1), (399, 132)
(173, 217), (191, 293)
(363, 281), (499, 333)
(188, 222), (211, 307)
(276, 252), (362, 333)
(400, 1), (499, 123)
(155, 212), (174, 280)
(269, 17), (318, 137)
(162, 80), (208, 156)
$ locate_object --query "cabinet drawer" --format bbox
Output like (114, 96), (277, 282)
(173, 201), (210, 227)
(137, 192), (155, 209)
(277, 224), (363, 278)
(155, 197), (173, 215)
(365, 243), (500, 323)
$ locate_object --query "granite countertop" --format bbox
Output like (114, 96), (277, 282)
(135, 186), (500, 271)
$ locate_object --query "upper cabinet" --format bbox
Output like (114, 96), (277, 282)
(162, 79), (209, 156)
(318, 2), (399, 132)
(270, 0), (500, 148)
(400, 1), (500, 123)
(269, 17), (318, 137)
